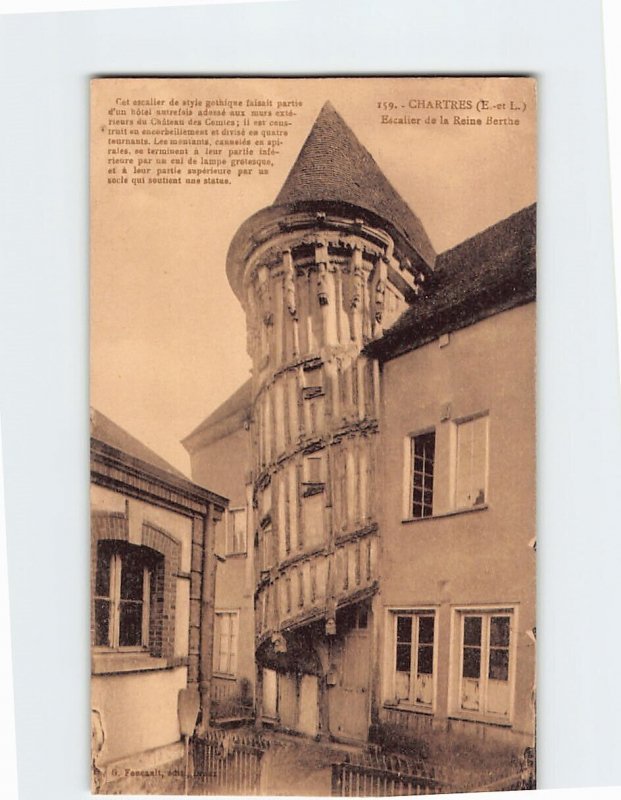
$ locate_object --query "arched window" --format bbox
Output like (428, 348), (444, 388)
(94, 541), (162, 650)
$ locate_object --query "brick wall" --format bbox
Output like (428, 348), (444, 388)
(91, 511), (181, 658)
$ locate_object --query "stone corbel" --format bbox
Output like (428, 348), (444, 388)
(325, 596), (337, 636)
(315, 241), (330, 306)
(373, 257), (388, 335)
(271, 630), (287, 654)
(316, 261), (329, 306)
(282, 249), (297, 318)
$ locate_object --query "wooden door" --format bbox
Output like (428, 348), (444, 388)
(329, 628), (370, 741)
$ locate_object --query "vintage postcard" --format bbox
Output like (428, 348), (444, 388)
(90, 76), (536, 795)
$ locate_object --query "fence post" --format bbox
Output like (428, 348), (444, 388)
(331, 763), (342, 796)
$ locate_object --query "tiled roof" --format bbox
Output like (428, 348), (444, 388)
(90, 407), (188, 479)
(275, 102), (436, 269)
(365, 204), (536, 362)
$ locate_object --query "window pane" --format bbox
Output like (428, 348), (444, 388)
(462, 646), (481, 678)
(94, 599), (110, 646)
(219, 647), (229, 674)
(396, 643), (411, 672)
(214, 612), (237, 675)
(463, 616), (482, 646)
(120, 551), (144, 601)
(418, 616), (434, 644)
(233, 509), (247, 553)
(412, 432), (435, 518)
(395, 670), (410, 700)
(396, 616), (412, 643)
(489, 648), (509, 681)
(95, 545), (111, 597)
(415, 432), (435, 461)
(119, 601), (143, 646)
(417, 644), (433, 675)
(490, 616), (510, 647)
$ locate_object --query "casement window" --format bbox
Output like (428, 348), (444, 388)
(94, 541), (157, 650)
(306, 456), (323, 483)
(456, 609), (514, 720)
(226, 507), (247, 556)
(261, 521), (273, 572)
(302, 454), (324, 486)
(302, 381), (325, 436)
(339, 602), (369, 631)
(410, 431), (435, 518)
(391, 610), (436, 709)
(302, 453), (325, 498)
(454, 414), (489, 509)
(214, 610), (239, 677)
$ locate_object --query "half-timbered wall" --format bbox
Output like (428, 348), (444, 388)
(233, 213), (422, 654)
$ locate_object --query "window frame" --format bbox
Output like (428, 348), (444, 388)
(449, 604), (518, 726)
(385, 607), (438, 714)
(93, 541), (154, 653)
(260, 518), (273, 573)
(411, 429), (436, 519)
(226, 506), (247, 556)
(403, 427), (436, 521)
(213, 609), (240, 679)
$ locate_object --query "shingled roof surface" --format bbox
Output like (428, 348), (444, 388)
(365, 204), (536, 362)
(275, 102), (436, 269)
(90, 407), (188, 479)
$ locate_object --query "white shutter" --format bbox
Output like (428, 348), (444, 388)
(455, 416), (488, 508)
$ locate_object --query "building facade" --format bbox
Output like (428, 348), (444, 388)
(90, 409), (227, 789)
(182, 382), (257, 721)
(184, 103), (536, 756)
(367, 206), (536, 751)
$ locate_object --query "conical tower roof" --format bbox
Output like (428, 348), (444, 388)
(275, 101), (435, 268)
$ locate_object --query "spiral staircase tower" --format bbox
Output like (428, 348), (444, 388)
(226, 102), (435, 740)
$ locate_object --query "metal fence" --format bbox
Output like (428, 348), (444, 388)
(190, 730), (534, 797)
(190, 729), (269, 795)
(331, 750), (535, 796)
(331, 753), (443, 797)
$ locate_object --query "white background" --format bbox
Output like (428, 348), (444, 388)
(1, 1), (621, 798)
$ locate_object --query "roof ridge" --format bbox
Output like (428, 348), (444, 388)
(365, 204), (536, 362)
(90, 407), (189, 479)
(437, 203), (536, 262)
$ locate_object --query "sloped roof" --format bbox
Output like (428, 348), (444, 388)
(275, 102), (436, 269)
(182, 378), (252, 453)
(365, 204), (536, 362)
(90, 407), (187, 480)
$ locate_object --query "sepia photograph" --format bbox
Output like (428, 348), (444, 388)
(90, 76), (536, 795)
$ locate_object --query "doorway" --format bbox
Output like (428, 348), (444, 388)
(328, 605), (371, 741)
